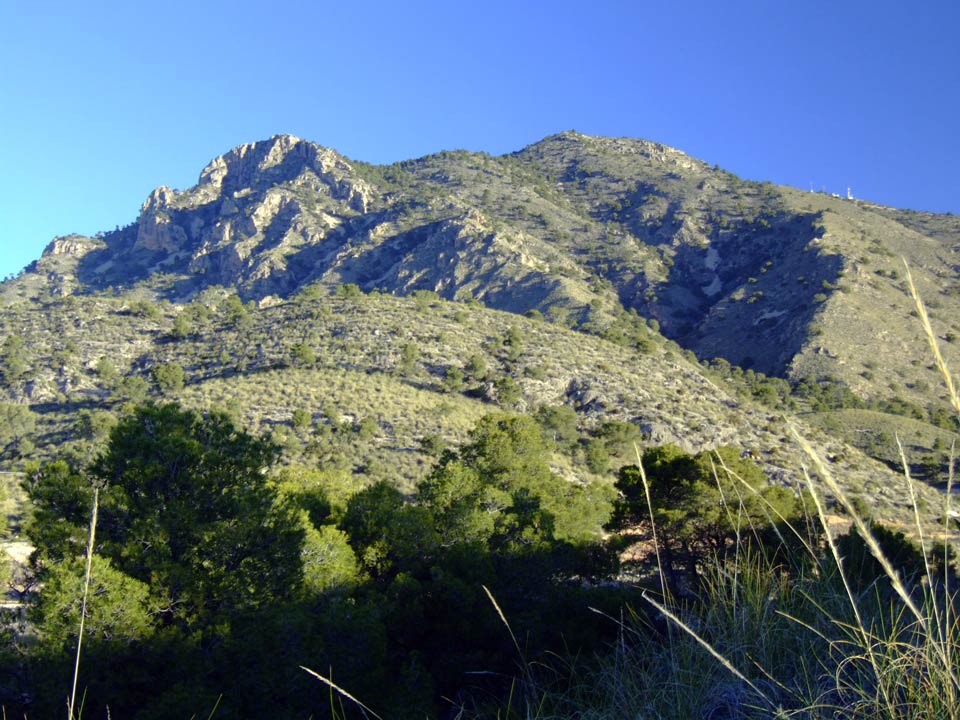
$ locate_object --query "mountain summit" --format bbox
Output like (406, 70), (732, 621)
(20, 131), (960, 403)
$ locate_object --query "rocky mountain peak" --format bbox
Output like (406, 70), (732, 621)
(11, 132), (959, 411)
(197, 134), (350, 195)
(41, 234), (103, 259)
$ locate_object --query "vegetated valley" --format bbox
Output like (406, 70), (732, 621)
(0, 132), (958, 718)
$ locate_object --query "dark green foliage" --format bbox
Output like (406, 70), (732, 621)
(594, 419), (643, 458)
(504, 325), (524, 361)
(609, 444), (802, 577)
(412, 289), (439, 311)
(18, 404), (318, 718)
(0, 401), (35, 458)
(94, 356), (119, 388)
(442, 365), (465, 392)
(794, 378), (866, 412)
(342, 481), (438, 582)
(583, 437), (610, 473)
(112, 374), (149, 404)
(421, 413), (612, 545)
(129, 299), (160, 320)
(29, 404), (305, 626)
(419, 432), (447, 457)
(535, 404), (579, 452)
(494, 374), (521, 407)
(0, 334), (30, 395)
(220, 292), (250, 327)
(335, 282), (363, 298)
(22, 459), (93, 559)
(169, 311), (192, 339)
(356, 416), (379, 440)
(151, 362), (185, 395)
(836, 521), (931, 593)
(399, 341), (418, 374)
(290, 341), (317, 368)
(465, 352), (487, 380)
(330, 412), (619, 710)
(291, 407), (312, 430)
(30, 555), (155, 651)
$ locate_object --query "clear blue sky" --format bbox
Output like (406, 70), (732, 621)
(2, 1), (958, 279)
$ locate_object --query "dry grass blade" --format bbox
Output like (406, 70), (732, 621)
(904, 261), (960, 417)
(641, 591), (776, 711)
(790, 424), (926, 627)
(69, 487), (99, 720)
(794, 461), (893, 714)
(633, 444), (669, 602)
(300, 666), (384, 720)
(482, 584), (523, 659)
(894, 433), (946, 640)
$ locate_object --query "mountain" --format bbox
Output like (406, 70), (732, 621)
(4, 131), (960, 530)
(21, 132), (960, 398)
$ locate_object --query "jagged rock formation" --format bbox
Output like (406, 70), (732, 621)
(10, 132), (960, 406)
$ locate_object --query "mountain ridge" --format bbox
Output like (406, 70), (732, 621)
(18, 131), (959, 400)
(4, 132), (959, 533)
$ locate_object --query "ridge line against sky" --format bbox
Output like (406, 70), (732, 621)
(1, 1), (958, 279)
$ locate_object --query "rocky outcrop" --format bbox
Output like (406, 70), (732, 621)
(42, 235), (103, 259)
(14, 131), (958, 408)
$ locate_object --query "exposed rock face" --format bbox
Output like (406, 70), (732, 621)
(198, 134), (373, 212)
(22, 131), (960, 401)
(42, 235), (103, 259)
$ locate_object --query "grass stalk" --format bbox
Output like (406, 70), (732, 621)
(633, 444), (669, 603)
(300, 666), (384, 720)
(641, 591), (776, 712)
(68, 487), (98, 720)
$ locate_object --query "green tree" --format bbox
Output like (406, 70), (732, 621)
(74, 409), (118, 443)
(535, 404), (579, 452)
(341, 480), (437, 582)
(0, 335), (30, 394)
(170, 312), (192, 340)
(290, 342), (317, 368)
(112, 375), (149, 405)
(494, 375), (521, 407)
(608, 444), (799, 576)
(0, 402), (36, 458)
(399, 342), (419, 375)
(465, 353), (487, 381)
(94, 357), (119, 389)
(504, 325), (524, 362)
(583, 438), (610, 474)
(30, 554), (155, 651)
(27, 404), (305, 626)
(220, 293), (250, 328)
(594, 420), (643, 459)
(356, 416), (379, 440)
(418, 413), (611, 547)
(442, 366), (465, 393)
(129, 299), (161, 320)
(335, 283), (363, 299)
(291, 407), (312, 431)
(151, 362), (185, 395)
(301, 524), (359, 594)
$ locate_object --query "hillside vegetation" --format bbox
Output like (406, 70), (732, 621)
(0, 131), (958, 717)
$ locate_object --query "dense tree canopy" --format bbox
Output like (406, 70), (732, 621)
(27, 403), (304, 626)
(608, 443), (803, 576)
(16, 406), (626, 718)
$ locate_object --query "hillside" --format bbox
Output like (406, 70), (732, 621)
(2, 131), (960, 719)
(0, 279), (948, 532)
(11, 132), (959, 406)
